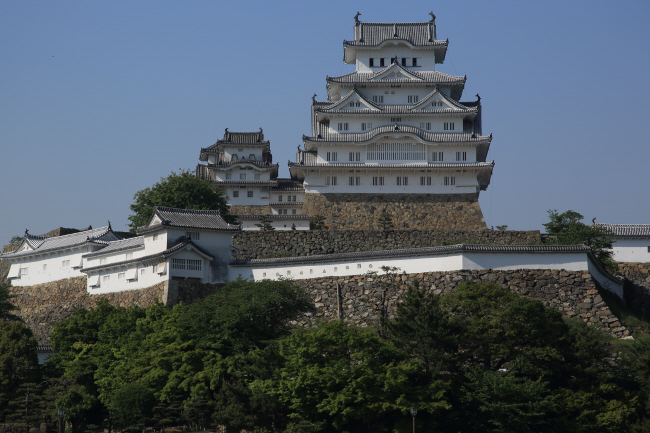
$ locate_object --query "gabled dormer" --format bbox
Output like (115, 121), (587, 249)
(316, 87), (381, 113)
(410, 87), (477, 113)
(370, 62), (424, 82)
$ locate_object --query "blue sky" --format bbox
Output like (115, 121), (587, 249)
(1, 1), (649, 243)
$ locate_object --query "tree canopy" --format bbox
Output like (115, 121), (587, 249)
(544, 209), (618, 273)
(0, 283), (20, 322)
(127, 169), (235, 232)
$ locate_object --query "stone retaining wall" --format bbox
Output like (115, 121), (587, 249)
(9, 277), (166, 344)
(229, 205), (272, 216)
(302, 193), (487, 230)
(292, 269), (627, 338)
(231, 229), (542, 260)
(618, 262), (650, 318)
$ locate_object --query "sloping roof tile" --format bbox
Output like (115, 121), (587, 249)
(595, 224), (650, 238)
(303, 125), (491, 144)
(136, 207), (240, 235)
(2, 226), (118, 259)
(83, 236), (144, 258)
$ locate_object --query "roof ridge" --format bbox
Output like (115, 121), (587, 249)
(155, 206), (222, 215)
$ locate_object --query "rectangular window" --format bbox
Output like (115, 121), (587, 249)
(401, 57), (407, 66)
(444, 122), (455, 131)
(349, 177), (360, 186)
(153, 234), (158, 241)
(172, 259), (185, 270)
(456, 151), (467, 161)
(102, 275), (110, 282)
(292, 195), (297, 201)
(278, 195), (282, 202)
(225, 173), (232, 179)
(326, 151), (338, 161)
(380, 58), (385, 67)
(240, 173), (246, 180)
(187, 259), (201, 271)
(232, 190), (239, 198)
(100, 258), (107, 265)
(373, 95), (384, 104)
(420, 122), (431, 130)
(349, 151), (361, 161)
(43, 264), (47, 271)
(432, 152), (443, 161)
(247, 190), (254, 197)
(140, 268), (145, 275)
(396, 176), (409, 186)
(390, 117), (402, 122)
(361, 122), (372, 131)
(444, 176), (456, 186)
(337, 122), (348, 131)
(292, 209), (297, 215)
(420, 176), (432, 185)
(20, 267), (28, 275)
(366, 142), (426, 161)
(118, 272), (125, 280)
(412, 58), (418, 67)
(372, 176), (385, 186)
(327, 176), (337, 186)
(185, 232), (200, 240)
(254, 173), (261, 180)
(408, 95), (419, 103)
(126, 252), (133, 260)
(369, 58), (374, 67)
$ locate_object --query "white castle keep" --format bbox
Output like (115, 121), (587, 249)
(197, 14), (494, 231)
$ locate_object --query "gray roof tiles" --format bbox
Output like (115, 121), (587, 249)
(230, 244), (592, 267)
(136, 207), (240, 235)
(327, 68), (465, 85)
(2, 226), (118, 259)
(288, 161), (494, 170)
(83, 236), (145, 258)
(236, 214), (313, 220)
(595, 224), (650, 238)
(345, 22), (447, 48)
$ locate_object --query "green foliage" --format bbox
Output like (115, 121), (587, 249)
(9, 235), (23, 244)
(106, 383), (155, 431)
(544, 209), (618, 273)
(376, 212), (394, 231)
(254, 215), (275, 231)
(127, 169), (235, 232)
(495, 224), (508, 231)
(0, 321), (38, 422)
(310, 215), (328, 230)
(0, 283), (20, 321)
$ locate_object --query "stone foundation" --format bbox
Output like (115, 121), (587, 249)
(231, 229), (541, 260)
(293, 269), (628, 338)
(9, 277), (166, 344)
(229, 205), (271, 215)
(302, 193), (487, 230)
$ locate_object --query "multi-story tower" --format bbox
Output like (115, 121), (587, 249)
(290, 13), (494, 230)
(196, 129), (311, 230)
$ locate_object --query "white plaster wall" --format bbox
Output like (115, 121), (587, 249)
(355, 47), (436, 72)
(226, 187), (269, 206)
(240, 220), (310, 231)
(215, 167), (271, 182)
(8, 247), (98, 287)
(271, 192), (304, 202)
(231, 253), (465, 281)
(462, 252), (589, 271)
(325, 115), (467, 134)
(302, 170), (478, 194)
(587, 259), (624, 298)
(87, 262), (167, 295)
(315, 143), (477, 164)
(611, 239), (650, 263)
(222, 146), (264, 162)
(339, 85), (453, 101)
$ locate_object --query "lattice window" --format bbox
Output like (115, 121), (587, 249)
(367, 143), (425, 160)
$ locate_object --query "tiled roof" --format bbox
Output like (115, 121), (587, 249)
(200, 129), (270, 154)
(230, 244), (591, 266)
(207, 161), (278, 169)
(1, 226), (118, 259)
(215, 180), (278, 187)
(345, 22), (447, 48)
(327, 68), (465, 85)
(303, 125), (491, 144)
(271, 179), (305, 192)
(236, 214), (313, 220)
(83, 236), (144, 258)
(288, 161), (494, 170)
(82, 238), (214, 273)
(595, 224), (650, 238)
(37, 345), (53, 352)
(269, 202), (305, 207)
(136, 207), (240, 235)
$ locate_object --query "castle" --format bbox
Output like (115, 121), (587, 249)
(196, 13), (493, 231)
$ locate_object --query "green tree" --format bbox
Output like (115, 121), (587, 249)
(107, 383), (156, 431)
(376, 212), (394, 231)
(0, 321), (38, 421)
(310, 215), (328, 230)
(127, 169), (235, 232)
(544, 209), (618, 273)
(254, 215), (275, 231)
(0, 283), (20, 321)
(9, 235), (23, 245)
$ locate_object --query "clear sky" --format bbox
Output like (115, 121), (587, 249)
(1, 0), (649, 244)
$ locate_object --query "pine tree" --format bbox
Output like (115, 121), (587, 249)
(310, 215), (328, 230)
(376, 212), (394, 231)
(255, 215), (275, 231)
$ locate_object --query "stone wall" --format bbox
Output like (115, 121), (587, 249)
(618, 262), (650, 318)
(231, 229), (541, 260)
(9, 277), (166, 344)
(302, 193), (487, 230)
(292, 269), (628, 338)
(230, 205), (272, 216)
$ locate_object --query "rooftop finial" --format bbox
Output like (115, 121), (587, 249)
(312, 93), (317, 104)
(429, 12), (436, 22)
(259, 127), (263, 133)
(592, 217), (597, 225)
(476, 93), (481, 103)
(225, 127), (229, 134)
(354, 11), (361, 24)
(25, 228), (29, 236)
(108, 220), (112, 230)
